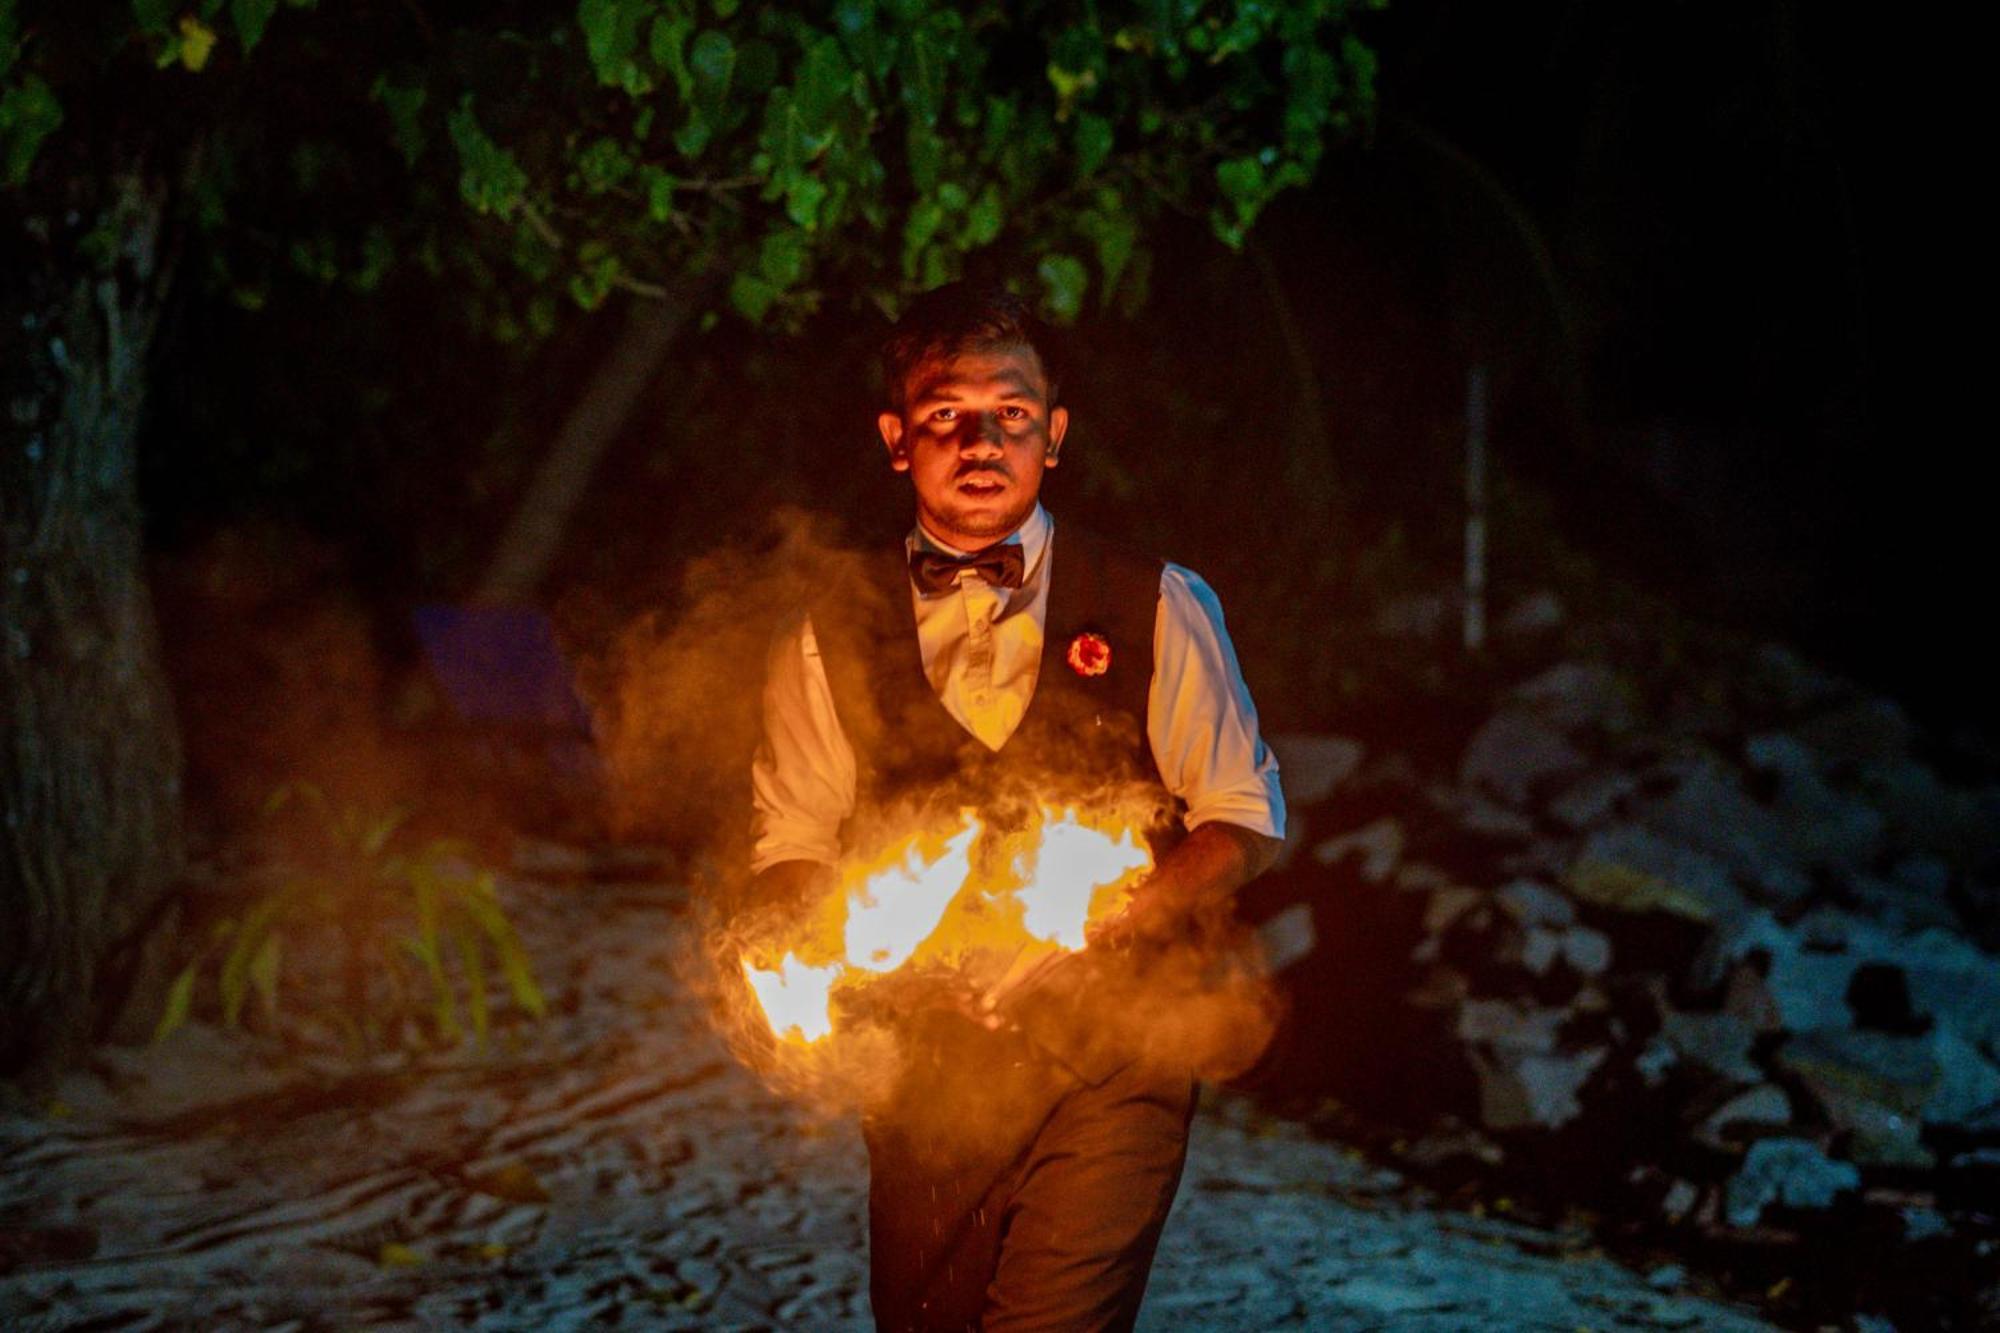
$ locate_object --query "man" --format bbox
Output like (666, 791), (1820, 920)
(749, 282), (1285, 1331)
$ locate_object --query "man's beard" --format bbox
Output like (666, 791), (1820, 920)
(928, 467), (1035, 542)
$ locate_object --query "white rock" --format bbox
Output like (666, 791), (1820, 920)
(1268, 733), (1364, 807)
(1561, 926), (1613, 976)
(1470, 1046), (1607, 1131)
(1255, 903), (1317, 973)
(1312, 817), (1403, 883)
(1460, 711), (1589, 807)
(1497, 879), (1577, 928)
(1725, 1139), (1860, 1226)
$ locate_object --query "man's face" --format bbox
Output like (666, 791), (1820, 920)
(878, 342), (1069, 551)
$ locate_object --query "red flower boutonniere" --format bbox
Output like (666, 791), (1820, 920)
(1066, 631), (1111, 678)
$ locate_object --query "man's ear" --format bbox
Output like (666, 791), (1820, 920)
(878, 411), (909, 472)
(1044, 405), (1069, 469)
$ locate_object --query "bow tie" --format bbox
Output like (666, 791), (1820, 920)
(909, 543), (1026, 595)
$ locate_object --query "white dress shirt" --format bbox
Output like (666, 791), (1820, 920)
(750, 505), (1284, 871)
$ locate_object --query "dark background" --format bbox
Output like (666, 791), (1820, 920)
(135, 0), (1975, 813)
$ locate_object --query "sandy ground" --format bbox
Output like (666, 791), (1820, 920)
(0, 869), (1775, 1331)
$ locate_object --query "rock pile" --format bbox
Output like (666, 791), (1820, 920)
(1249, 636), (2000, 1247)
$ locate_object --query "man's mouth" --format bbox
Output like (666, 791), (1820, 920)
(956, 472), (1008, 497)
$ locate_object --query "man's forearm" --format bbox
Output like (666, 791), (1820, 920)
(1103, 821), (1282, 944)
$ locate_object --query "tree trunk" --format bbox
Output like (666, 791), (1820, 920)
(473, 292), (696, 606)
(1, 176), (184, 1079)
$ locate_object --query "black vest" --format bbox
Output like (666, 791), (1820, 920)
(811, 522), (1181, 850)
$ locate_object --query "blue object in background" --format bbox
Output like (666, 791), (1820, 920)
(412, 605), (602, 796)
(413, 604), (593, 733)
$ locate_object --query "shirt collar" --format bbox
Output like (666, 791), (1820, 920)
(908, 503), (1052, 583)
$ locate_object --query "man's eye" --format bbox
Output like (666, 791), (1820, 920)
(930, 408), (957, 422)
(1000, 406), (1028, 420)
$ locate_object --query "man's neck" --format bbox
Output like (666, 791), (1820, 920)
(913, 505), (1045, 556)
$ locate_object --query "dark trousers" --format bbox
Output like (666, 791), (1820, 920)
(864, 1007), (1197, 1332)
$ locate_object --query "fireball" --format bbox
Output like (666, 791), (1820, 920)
(739, 804), (1153, 1048)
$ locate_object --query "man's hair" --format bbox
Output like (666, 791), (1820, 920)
(879, 281), (1061, 415)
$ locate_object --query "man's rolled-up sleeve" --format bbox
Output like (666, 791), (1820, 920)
(750, 610), (857, 873)
(1148, 564), (1285, 840)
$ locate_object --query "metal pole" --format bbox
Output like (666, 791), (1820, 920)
(1464, 362), (1488, 653)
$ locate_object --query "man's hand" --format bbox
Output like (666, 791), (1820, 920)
(1084, 822), (1282, 953)
(742, 859), (833, 927)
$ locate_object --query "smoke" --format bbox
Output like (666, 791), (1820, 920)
(594, 507), (893, 1113)
(157, 522), (424, 835)
(595, 506), (867, 862)
(594, 507), (1282, 1119)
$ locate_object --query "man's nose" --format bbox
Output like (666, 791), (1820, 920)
(957, 413), (1004, 453)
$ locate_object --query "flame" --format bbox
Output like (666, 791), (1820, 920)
(843, 820), (980, 971)
(739, 954), (842, 1043)
(1015, 809), (1151, 951)
(738, 804), (1152, 1048)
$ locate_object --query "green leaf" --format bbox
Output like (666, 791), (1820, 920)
(1036, 253), (1087, 323)
(784, 173), (826, 230)
(219, 932), (253, 1027)
(904, 122), (942, 195)
(1045, 62), (1096, 111)
(648, 10), (695, 100)
(1215, 154), (1265, 208)
(528, 293), (559, 338)
(835, 0), (891, 81)
(568, 240), (621, 310)
(458, 884), (546, 1018)
(578, 0), (624, 66)
(448, 96), (529, 217)
(900, 195), (945, 279)
(217, 887), (292, 1028)
(0, 74), (61, 187)
(900, 22), (945, 124)
(153, 965), (197, 1044)
(360, 806), (408, 858)
(1078, 198), (1136, 298)
(231, 0), (279, 51)
(453, 920), (491, 1045)
(672, 106), (710, 160)
(396, 860), (456, 1040)
(758, 226), (808, 288)
(576, 136), (634, 193)
(960, 184), (1002, 247)
(729, 270), (778, 321)
(177, 15), (218, 71)
(638, 164), (679, 221)
(369, 76), (426, 166)
(249, 930), (282, 1027)
(426, 949), (463, 1041)
(467, 1160), (549, 1204)
(378, 1242), (425, 1269)
(1073, 113), (1112, 178)
(411, 860), (439, 943)
(918, 243), (951, 290)
(688, 29), (734, 107)
(131, 0), (175, 37)
(350, 225), (394, 290)
(579, 0), (655, 92)
(494, 932), (547, 1019)
(793, 36), (851, 133)
(980, 93), (1018, 158)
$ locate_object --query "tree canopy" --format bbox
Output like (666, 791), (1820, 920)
(2, 0), (1379, 332)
